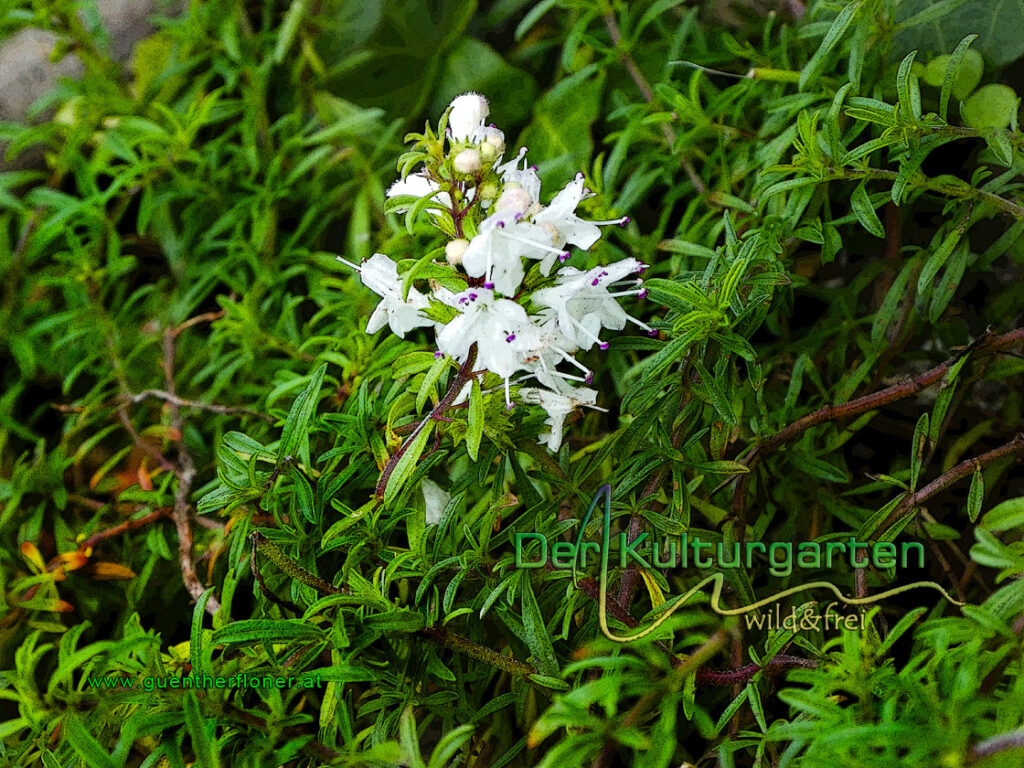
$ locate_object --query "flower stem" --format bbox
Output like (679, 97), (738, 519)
(375, 344), (479, 501)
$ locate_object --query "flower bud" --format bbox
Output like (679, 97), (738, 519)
(447, 92), (489, 142)
(446, 239), (469, 266)
(480, 142), (498, 163)
(453, 148), (482, 174)
(477, 180), (499, 202)
(495, 183), (532, 214)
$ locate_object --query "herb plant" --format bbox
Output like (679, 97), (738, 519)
(2, 1), (1024, 767)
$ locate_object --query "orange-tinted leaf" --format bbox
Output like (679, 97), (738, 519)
(137, 464), (154, 491)
(141, 424), (181, 441)
(20, 541), (46, 572)
(55, 550), (90, 571)
(88, 562), (137, 580)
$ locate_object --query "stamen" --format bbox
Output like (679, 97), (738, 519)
(624, 313), (655, 332)
(545, 369), (590, 384)
(434, 351), (444, 359)
(506, 333), (516, 342)
(336, 256), (362, 272)
(495, 230), (569, 255)
(567, 316), (606, 348)
(589, 216), (631, 227)
(558, 252), (571, 262)
(648, 329), (659, 337)
(552, 346), (592, 378)
(504, 378), (514, 409)
(484, 282), (494, 289)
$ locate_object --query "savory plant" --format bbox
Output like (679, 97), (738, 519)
(2, 1), (1024, 767)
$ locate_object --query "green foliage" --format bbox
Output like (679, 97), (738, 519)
(3, 0), (1024, 766)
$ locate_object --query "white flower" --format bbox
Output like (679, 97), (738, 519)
(337, 253), (432, 338)
(447, 92), (489, 142)
(518, 387), (605, 452)
(531, 174), (602, 252)
(532, 258), (651, 350)
(436, 288), (544, 406)
(463, 214), (571, 294)
(422, 478), (451, 525)
(386, 172), (452, 214)
(496, 147), (542, 206)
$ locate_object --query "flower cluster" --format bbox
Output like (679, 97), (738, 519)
(340, 93), (652, 452)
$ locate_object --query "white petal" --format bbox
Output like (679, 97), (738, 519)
(422, 479), (452, 525)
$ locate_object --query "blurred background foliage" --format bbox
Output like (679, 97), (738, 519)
(2, 0), (1024, 766)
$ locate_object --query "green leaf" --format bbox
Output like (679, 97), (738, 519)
(851, 181), (885, 237)
(191, 588), (213, 679)
(875, 607), (927, 656)
(980, 497), (1024, 532)
(212, 619), (324, 645)
(800, 2), (861, 92)
(790, 452), (848, 484)
(940, 38), (982, 120)
(184, 691), (220, 768)
(399, 705), (427, 768)
(520, 577), (559, 676)
(896, 51), (921, 123)
(278, 363), (327, 463)
(274, 0), (311, 63)
(928, 240), (969, 322)
(983, 129), (1014, 166)
(967, 465), (985, 523)
(910, 413), (929, 490)
(918, 227), (962, 296)
(384, 421), (435, 505)
(527, 674), (571, 691)
(467, 378), (484, 462)
(64, 716), (118, 768)
(929, 352), (969, 440)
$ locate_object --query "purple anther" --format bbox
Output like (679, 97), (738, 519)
(497, 221), (505, 228)
(483, 282), (494, 289)
(514, 212), (523, 221)
(601, 271), (608, 276)
(459, 297), (467, 304)
(559, 252), (571, 262)
(506, 333), (516, 342)
(638, 289), (648, 299)
(584, 372), (594, 384)
(599, 342), (609, 351)
(591, 278), (600, 286)
(505, 402), (516, 411)
(647, 329), (659, 337)
(619, 216), (631, 227)
(637, 267), (646, 275)
(469, 293), (478, 300)
(434, 351), (444, 358)
(530, 165), (538, 171)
